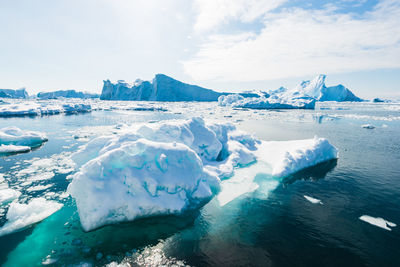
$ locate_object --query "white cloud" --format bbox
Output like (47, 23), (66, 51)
(185, 0), (400, 82)
(193, 0), (287, 32)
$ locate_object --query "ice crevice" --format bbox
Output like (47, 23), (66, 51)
(67, 117), (338, 231)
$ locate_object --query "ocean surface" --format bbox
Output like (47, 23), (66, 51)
(0, 101), (399, 266)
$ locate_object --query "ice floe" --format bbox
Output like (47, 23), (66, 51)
(0, 197), (63, 236)
(0, 175), (21, 205)
(67, 117), (338, 231)
(359, 215), (396, 231)
(0, 126), (47, 152)
(304, 195), (323, 204)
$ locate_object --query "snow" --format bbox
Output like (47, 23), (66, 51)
(0, 198), (63, 236)
(359, 215), (397, 231)
(0, 127), (47, 152)
(304, 195), (323, 204)
(68, 117), (338, 231)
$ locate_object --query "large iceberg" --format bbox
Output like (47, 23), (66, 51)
(0, 126), (47, 154)
(101, 74), (223, 101)
(37, 90), (99, 99)
(68, 118), (338, 231)
(0, 88), (29, 99)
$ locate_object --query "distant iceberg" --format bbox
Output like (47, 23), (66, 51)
(37, 90), (99, 99)
(67, 117), (338, 231)
(0, 88), (29, 99)
(281, 74), (362, 102)
(101, 74), (223, 101)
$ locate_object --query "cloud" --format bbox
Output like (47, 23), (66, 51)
(193, 0), (287, 32)
(184, 0), (400, 82)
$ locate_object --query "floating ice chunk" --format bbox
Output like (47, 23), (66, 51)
(359, 215), (397, 231)
(26, 184), (53, 192)
(362, 124), (375, 129)
(255, 137), (338, 178)
(68, 118), (338, 231)
(0, 126), (47, 149)
(304, 195), (323, 204)
(68, 139), (220, 231)
(0, 175), (21, 204)
(0, 198), (62, 236)
(0, 144), (31, 154)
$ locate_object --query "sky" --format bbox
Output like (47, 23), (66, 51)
(0, 0), (399, 99)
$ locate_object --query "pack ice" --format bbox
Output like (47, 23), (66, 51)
(68, 118), (338, 231)
(0, 127), (47, 154)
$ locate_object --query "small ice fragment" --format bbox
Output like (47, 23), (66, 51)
(362, 124), (375, 129)
(304, 195), (323, 204)
(359, 215), (397, 231)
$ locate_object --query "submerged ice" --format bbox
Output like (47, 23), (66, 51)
(68, 118), (338, 231)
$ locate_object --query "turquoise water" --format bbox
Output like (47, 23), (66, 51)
(0, 102), (399, 266)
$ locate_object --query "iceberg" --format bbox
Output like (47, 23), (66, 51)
(101, 74), (223, 101)
(37, 90), (99, 99)
(219, 94), (316, 109)
(0, 198), (63, 236)
(0, 127), (47, 151)
(283, 74), (362, 102)
(67, 118), (338, 231)
(0, 88), (29, 99)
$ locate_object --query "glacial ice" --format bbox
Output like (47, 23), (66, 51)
(37, 90), (99, 99)
(0, 127), (47, 153)
(0, 198), (63, 236)
(68, 118), (338, 231)
(0, 88), (28, 99)
(359, 215), (397, 231)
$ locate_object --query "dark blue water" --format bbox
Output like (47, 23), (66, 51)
(0, 102), (399, 266)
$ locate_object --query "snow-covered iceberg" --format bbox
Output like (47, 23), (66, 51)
(67, 118), (338, 231)
(0, 127), (47, 154)
(37, 90), (99, 99)
(0, 88), (28, 99)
